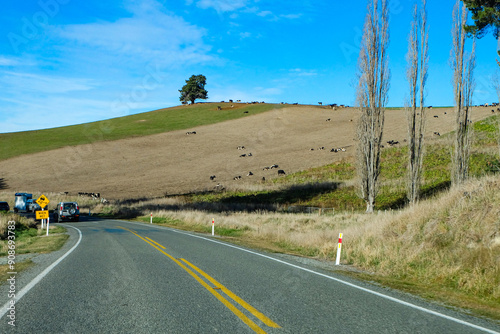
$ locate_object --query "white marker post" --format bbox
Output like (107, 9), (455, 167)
(150, 213), (153, 224)
(41, 208), (45, 229)
(335, 233), (343, 265)
(46, 216), (50, 236)
(212, 218), (215, 236)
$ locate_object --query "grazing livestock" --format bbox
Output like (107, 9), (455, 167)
(79, 192), (101, 199)
(244, 111), (249, 113)
(233, 176), (242, 180)
(240, 154), (247, 158)
(237, 146), (245, 150)
(326, 118), (331, 121)
(217, 106), (222, 110)
(270, 164), (279, 169)
(330, 147), (346, 152)
(318, 102), (322, 105)
(387, 140), (399, 146)
(278, 169), (286, 175)
(210, 175), (216, 181)
(247, 171), (254, 176)
(434, 132), (441, 136)
(186, 131), (197, 135)
(434, 115), (439, 118)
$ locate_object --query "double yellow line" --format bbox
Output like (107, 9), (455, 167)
(118, 226), (281, 333)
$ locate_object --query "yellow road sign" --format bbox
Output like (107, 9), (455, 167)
(36, 194), (50, 208)
(36, 210), (49, 220)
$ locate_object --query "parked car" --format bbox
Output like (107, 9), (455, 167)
(53, 202), (80, 222)
(0, 201), (10, 212)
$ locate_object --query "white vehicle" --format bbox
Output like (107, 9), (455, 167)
(14, 193), (33, 213)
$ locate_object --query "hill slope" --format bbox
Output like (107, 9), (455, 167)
(0, 104), (495, 199)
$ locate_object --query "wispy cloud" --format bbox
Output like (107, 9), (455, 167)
(0, 71), (96, 94)
(289, 68), (317, 77)
(194, 0), (249, 12)
(54, 0), (215, 67)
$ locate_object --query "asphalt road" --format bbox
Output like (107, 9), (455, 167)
(0, 217), (499, 333)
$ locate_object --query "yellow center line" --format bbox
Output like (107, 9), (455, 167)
(144, 237), (166, 249)
(181, 258), (281, 328)
(116, 226), (277, 333)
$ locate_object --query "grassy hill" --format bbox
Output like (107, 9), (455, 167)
(0, 102), (283, 161)
(180, 114), (500, 212)
(0, 104), (498, 321)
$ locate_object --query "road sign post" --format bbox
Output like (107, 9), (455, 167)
(212, 218), (215, 236)
(36, 195), (50, 231)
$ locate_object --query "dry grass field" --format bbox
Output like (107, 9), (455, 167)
(0, 104), (495, 199)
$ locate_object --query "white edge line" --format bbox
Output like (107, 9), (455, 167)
(120, 219), (500, 334)
(1, 224), (82, 319)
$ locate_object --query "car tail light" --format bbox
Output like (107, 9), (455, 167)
(60, 206), (63, 211)
(76, 205), (79, 210)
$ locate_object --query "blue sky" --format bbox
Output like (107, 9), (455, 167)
(1, 0), (498, 133)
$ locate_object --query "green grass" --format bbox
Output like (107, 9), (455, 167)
(0, 225), (68, 256)
(0, 102), (284, 161)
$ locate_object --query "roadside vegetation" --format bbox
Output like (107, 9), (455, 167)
(0, 112), (498, 321)
(46, 113), (497, 321)
(0, 212), (68, 283)
(0, 102), (284, 161)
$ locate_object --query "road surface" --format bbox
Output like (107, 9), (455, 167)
(0, 217), (499, 333)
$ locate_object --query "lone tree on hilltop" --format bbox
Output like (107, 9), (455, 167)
(179, 74), (208, 104)
(355, 0), (390, 213)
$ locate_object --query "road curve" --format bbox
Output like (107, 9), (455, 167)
(0, 218), (499, 334)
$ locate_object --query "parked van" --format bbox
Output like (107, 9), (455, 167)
(14, 193), (32, 213)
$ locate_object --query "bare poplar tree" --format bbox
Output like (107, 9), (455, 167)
(451, 1), (476, 185)
(356, 0), (390, 213)
(405, 0), (428, 205)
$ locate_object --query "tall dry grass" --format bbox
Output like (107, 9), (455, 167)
(124, 175), (499, 305)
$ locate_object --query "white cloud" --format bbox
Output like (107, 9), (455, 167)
(257, 10), (273, 17)
(0, 71), (96, 94)
(54, 1), (215, 67)
(289, 68), (317, 77)
(195, 0), (249, 12)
